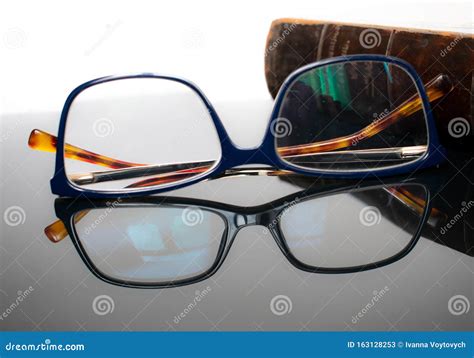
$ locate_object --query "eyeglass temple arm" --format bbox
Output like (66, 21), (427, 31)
(384, 186), (445, 221)
(29, 74), (452, 176)
(44, 181), (443, 243)
(278, 74), (452, 157)
(62, 145), (426, 187)
(28, 129), (146, 169)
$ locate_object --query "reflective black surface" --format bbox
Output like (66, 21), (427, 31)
(0, 107), (472, 330)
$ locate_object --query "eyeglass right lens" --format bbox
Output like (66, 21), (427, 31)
(73, 206), (225, 284)
(63, 77), (222, 192)
(279, 184), (427, 269)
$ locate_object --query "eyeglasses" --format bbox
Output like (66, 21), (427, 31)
(45, 177), (437, 288)
(28, 55), (451, 198)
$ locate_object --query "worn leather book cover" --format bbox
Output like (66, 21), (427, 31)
(264, 18), (473, 150)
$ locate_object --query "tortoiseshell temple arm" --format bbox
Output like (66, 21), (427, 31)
(44, 211), (89, 243)
(68, 162), (215, 186)
(384, 186), (447, 227)
(28, 129), (145, 169)
(68, 145), (426, 186)
(278, 74), (453, 157)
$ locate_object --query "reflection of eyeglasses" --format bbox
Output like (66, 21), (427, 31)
(47, 178), (435, 288)
(28, 55), (451, 197)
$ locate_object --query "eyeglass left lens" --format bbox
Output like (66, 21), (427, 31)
(278, 184), (427, 270)
(73, 205), (226, 284)
(63, 77), (222, 192)
(275, 60), (429, 172)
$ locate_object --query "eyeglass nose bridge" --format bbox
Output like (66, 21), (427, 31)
(233, 213), (259, 228)
(233, 211), (272, 230)
(228, 211), (285, 255)
(221, 142), (277, 169)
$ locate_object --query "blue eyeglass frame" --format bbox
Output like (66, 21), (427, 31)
(50, 54), (445, 198)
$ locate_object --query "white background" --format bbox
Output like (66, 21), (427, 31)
(1, 0), (472, 115)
